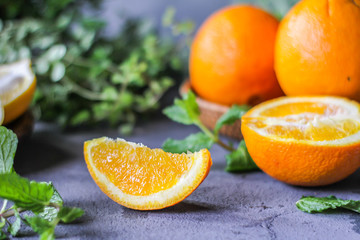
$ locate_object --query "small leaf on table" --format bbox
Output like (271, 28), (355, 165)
(25, 216), (55, 240)
(162, 133), (214, 153)
(225, 140), (258, 172)
(57, 207), (84, 223)
(296, 196), (360, 214)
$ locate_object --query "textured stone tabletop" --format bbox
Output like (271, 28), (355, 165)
(13, 119), (360, 239)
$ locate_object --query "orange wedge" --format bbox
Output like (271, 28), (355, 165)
(0, 59), (36, 124)
(84, 137), (212, 210)
(241, 96), (360, 186)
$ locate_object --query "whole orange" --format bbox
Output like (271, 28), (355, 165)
(275, 0), (360, 100)
(189, 5), (284, 106)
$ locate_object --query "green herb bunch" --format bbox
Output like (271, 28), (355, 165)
(0, 1), (193, 132)
(0, 127), (84, 239)
(162, 91), (258, 172)
(235, 0), (300, 19)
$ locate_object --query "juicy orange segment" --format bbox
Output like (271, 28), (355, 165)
(241, 96), (360, 186)
(84, 137), (212, 210)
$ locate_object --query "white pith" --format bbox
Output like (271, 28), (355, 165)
(245, 96), (360, 146)
(0, 59), (34, 104)
(85, 137), (209, 209)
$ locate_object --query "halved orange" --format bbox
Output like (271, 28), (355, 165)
(0, 59), (36, 124)
(241, 96), (360, 186)
(84, 137), (212, 210)
(0, 103), (4, 125)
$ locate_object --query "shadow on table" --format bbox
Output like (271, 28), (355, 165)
(14, 138), (72, 175)
(290, 169), (360, 195)
(156, 201), (218, 214)
(120, 201), (218, 217)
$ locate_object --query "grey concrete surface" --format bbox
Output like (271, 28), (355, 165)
(14, 119), (360, 239)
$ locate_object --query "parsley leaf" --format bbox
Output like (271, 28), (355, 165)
(214, 105), (251, 135)
(0, 126), (18, 174)
(162, 133), (214, 153)
(57, 207), (84, 223)
(0, 173), (54, 213)
(296, 196), (360, 213)
(225, 140), (258, 172)
(163, 91), (200, 125)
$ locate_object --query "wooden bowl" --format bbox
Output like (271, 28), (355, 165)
(180, 80), (242, 140)
(5, 111), (34, 140)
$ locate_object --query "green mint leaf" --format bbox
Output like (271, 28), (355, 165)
(0, 173), (54, 213)
(162, 7), (175, 27)
(214, 105), (251, 134)
(40, 228), (56, 240)
(225, 140), (258, 172)
(296, 196), (360, 213)
(58, 207), (84, 223)
(25, 216), (55, 240)
(0, 231), (6, 240)
(50, 61), (66, 82)
(0, 126), (18, 174)
(0, 218), (5, 228)
(162, 133), (214, 153)
(8, 211), (21, 236)
(49, 187), (63, 206)
(163, 91), (200, 125)
(39, 187), (64, 221)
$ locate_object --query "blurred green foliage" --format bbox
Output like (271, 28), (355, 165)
(0, 0), (298, 131)
(236, 0), (300, 19)
(0, 1), (193, 132)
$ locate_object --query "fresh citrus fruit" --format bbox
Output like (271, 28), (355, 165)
(84, 137), (212, 210)
(0, 103), (4, 125)
(275, 0), (360, 100)
(0, 59), (36, 124)
(189, 5), (283, 106)
(241, 96), (360, 186)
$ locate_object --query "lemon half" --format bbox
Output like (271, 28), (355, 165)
(0, 59), (36, 124)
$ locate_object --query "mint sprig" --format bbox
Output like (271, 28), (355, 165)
(163, 133), (214, 154)
(162, 91), (258, 172)
(296, 196), (360, 214)
(0, 127), (18, 173)
(0, 126), (83, 239)
(226, 140), (258, 172)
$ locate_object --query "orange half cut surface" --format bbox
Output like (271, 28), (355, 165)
(84, 137), (212, 210)
(0, 59), (36, 124)
(241, 96), (360, 186)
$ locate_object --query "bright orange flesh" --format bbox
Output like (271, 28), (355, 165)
(84, 138), (212, 210)
(91, 141), (192, 196)
(241, 96), (360, 186)
(275, 0), (360, 100)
